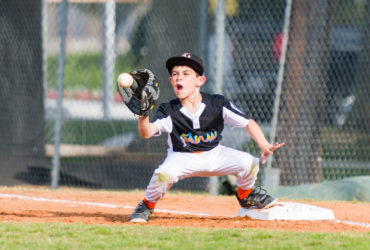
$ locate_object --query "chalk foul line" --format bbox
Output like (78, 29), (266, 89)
(0, 193), (225, 217)
(0, 193), (369, 228)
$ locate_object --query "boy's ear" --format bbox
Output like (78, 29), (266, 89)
(196, 75), (206, 87)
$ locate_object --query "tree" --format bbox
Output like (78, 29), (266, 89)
(276, 0), (333, 185)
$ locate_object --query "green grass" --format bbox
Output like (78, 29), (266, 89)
(0, 222), (369, 250)
(47, 52), (144, 90)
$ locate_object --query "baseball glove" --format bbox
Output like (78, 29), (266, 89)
(117, 69), (159, 117)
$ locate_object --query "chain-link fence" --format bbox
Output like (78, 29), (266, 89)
(1, 0), (369, 192)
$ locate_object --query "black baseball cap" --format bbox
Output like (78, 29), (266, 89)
(166, 53), (204, 76)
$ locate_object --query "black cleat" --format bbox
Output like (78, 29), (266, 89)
(130, 200), (153, 223)
(236, 186), (278, 209)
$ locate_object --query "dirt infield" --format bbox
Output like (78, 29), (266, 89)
(0, 186), (369, 232)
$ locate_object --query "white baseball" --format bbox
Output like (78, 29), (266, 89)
(117, 73), (133, 88)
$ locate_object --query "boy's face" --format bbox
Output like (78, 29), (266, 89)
(169, 65), (206, 100)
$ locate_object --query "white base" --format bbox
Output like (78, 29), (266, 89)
(238, 202), (335, 221)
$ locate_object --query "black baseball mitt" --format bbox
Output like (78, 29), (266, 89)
(117, 69), (159, 116)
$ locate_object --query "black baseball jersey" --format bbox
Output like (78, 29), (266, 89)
(152, 92), (250, 152)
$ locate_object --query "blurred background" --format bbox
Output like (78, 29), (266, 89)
(0, 0), (369, 199)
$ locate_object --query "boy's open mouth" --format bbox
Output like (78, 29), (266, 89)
(176, 84), (183, 91)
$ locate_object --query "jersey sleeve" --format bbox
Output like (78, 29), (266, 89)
(151, 103), (172, 135)
(222, 97), (250, 128)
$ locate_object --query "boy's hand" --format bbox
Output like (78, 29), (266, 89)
(260, 142), (285, 165)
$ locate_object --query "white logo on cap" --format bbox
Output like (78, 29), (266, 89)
(182, 53), (191, 58)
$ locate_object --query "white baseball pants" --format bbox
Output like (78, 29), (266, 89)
(144, 145), (260, 203)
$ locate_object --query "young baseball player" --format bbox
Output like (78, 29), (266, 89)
(130, 52), (285, 223)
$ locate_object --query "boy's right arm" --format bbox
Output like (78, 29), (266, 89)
(245, 119), (285, 165)
(138, 116), (159, 139)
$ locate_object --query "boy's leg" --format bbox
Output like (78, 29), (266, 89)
(131, 149), (207, 222)
(144, 149), (217, 203)
(130, 145), (277, 222)
(212, 145), (277, 209)
(209, 145), (259, 189)
(144, 145), (260, 203)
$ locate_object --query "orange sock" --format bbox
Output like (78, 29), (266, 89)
(237, 187), (253, 200)
(143, 198), (156, 210)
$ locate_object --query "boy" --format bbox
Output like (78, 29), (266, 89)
(130, 52), (285, 223)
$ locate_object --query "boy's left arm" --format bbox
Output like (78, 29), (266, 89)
(244, 119), (285, 165)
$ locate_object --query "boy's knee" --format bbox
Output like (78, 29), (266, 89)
(249, 164), (259, 178)
(155, 169), (178, 184)
(240, 156), (260, 177)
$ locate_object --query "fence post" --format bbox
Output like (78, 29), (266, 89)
(214, 0), (226, 95)
(103, 0), (116, 119)
(51, 0), (68, 190)
(209, 0), (226, 196)
(262, 0), (293, 187)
